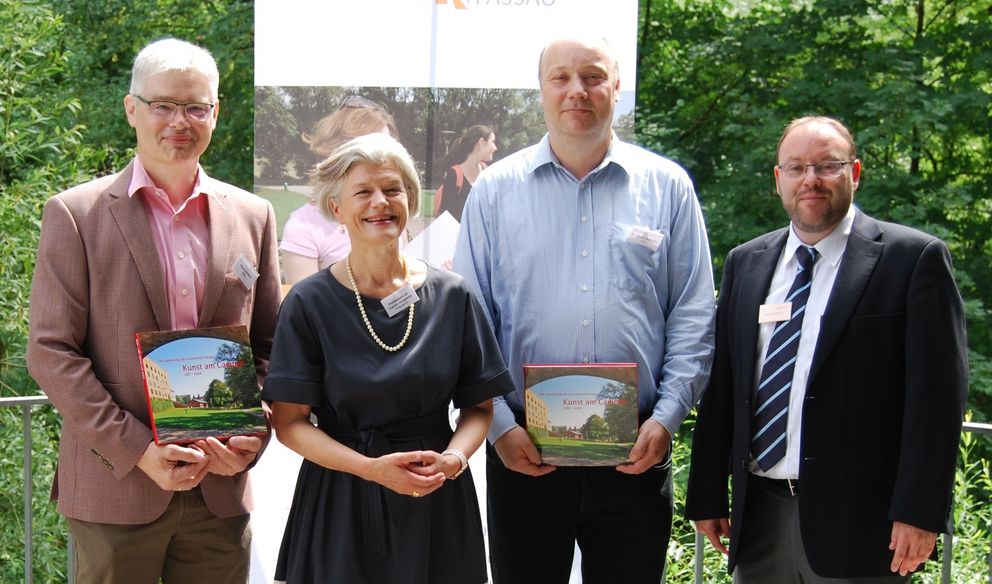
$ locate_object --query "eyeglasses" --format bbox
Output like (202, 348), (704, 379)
(340, 95), (387, 111)
(777, 160), (855, 180)
(133, 95), (215, 122)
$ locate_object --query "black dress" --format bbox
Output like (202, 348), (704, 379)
(262, 265), (512, 584)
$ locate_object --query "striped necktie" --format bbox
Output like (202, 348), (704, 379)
(751, 245), (819, 472)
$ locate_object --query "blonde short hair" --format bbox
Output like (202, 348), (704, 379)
(303, 98), (399, 158)
(313, 133), (421, 221)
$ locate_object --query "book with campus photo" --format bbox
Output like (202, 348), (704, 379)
(523, 363), (639, 466)
(136, 325), (268, 445)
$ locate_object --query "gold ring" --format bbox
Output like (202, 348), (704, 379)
(412, 491), (420, 498)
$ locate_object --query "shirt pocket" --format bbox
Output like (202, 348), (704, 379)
(608, 223), (667, 301)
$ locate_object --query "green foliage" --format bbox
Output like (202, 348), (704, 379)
(637, 0), (992, 418)
(0, 406), (67, 584)
(0, 1), (253, 580)
(49, 0), (254, 187)
(598, 381), (639, 443)
(668, 417), (732, 582)
(151, 397), (172, 413)
(205, 378), (232, 408)
(216, 342), (260, 408)
(936, 417), (992, 583)
(581, 413), (610, 441)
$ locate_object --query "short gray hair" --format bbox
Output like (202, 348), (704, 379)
(129, 38), (220, 101)
(313, 133), (421, 221)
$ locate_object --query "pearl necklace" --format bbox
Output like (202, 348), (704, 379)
(345, 255), (415, 352)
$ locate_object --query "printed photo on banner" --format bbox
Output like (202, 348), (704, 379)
(254, 0), (638, 268)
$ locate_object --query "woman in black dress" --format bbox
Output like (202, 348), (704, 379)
(263, 133), (512, 583)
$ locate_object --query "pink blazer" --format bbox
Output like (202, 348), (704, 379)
(27, 162), (282, 524)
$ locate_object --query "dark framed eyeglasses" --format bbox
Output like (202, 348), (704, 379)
(777, 160), (855, 179)
(133, 95), (215, 122)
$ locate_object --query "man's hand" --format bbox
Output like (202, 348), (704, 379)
(196, 436), (262, 476)
(889, 521), (936, 576)
(492, 426), (555, 477)
(694, 518), (731, 555)
(617, 419), (670, 475)
(136, 441), (210, 491)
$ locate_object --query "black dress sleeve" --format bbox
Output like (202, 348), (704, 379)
(452, 284), (514, 408)
(261, 286), (325, 407)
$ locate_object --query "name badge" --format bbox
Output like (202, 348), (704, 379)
(758, 302), (792, 324)
(627, 226), (664, 251)
(381, 284), (419, 317)
(233, 254), (259, 290)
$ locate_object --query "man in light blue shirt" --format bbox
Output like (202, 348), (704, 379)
(454, 35), (716, 583)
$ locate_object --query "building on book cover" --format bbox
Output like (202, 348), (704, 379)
(524, 363), (638, 466)
(136, 325), (268, 445)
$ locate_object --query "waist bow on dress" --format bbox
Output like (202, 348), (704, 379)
(318, 410), (452, 555)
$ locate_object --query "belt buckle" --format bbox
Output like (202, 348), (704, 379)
(786, 478), (796, 496)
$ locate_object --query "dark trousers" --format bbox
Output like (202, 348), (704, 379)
(486, 444), (673, 584)
(67, 487), (251, 584)
(734, 476), (911, 584)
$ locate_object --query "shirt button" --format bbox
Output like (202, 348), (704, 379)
(173, 216), (180, 222)
(580, 215), (588, 223)
(581, 284), (588, 292)
(181, 288), (189, 297)
(580, 250), (588, 257)
(581, 319), (589, 327)
(177, 251), (186, 260)
(582, 356), (591, 363)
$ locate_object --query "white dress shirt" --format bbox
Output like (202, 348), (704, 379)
(750, 205), (856, 479)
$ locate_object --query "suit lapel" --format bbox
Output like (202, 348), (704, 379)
(734, 230), (788, 391)
(198, 182), (233, 326)
(808, 210), (884, 386)
(108, 163), (172, 330)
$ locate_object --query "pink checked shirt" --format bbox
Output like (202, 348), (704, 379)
(128, 157), (212, 330)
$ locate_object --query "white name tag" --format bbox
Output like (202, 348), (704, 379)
(627, 226), (664, 251)
(381, 284), (419, 317)
(758, 302), (792, 324)
(233, 254), (259, 290)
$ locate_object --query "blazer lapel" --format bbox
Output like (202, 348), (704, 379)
(733, 230), (788, 390)
(198, 184), (234, 326)
(108, 163), (172, 330)
(808, 210), (884, 386)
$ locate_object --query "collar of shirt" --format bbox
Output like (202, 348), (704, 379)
(127, 156), (219, 211)
(527, 132), (631, 181)
(785, 203), (856, 272)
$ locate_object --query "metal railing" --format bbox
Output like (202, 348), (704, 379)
(1, 394), (69, 584)
(4, 394), (991, 583)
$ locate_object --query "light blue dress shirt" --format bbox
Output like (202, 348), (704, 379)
(454, 134), (716, 443)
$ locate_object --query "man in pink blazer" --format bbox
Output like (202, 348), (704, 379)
(26, 38), (280, 584)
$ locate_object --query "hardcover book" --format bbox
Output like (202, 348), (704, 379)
(136, 325), (268, 445)
(523, 363), (639, 466)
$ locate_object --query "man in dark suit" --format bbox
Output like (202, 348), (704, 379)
(685, 116), (967, 582)
(27, 38), (281, 583)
